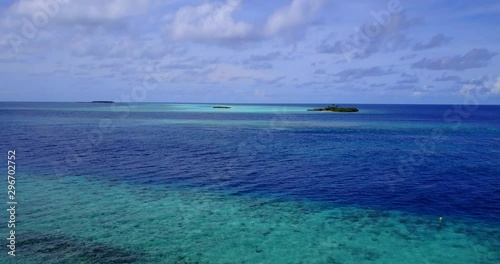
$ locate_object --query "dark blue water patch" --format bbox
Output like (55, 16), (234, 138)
(14, 232), (146, 263)
(2, 103), (500, 223)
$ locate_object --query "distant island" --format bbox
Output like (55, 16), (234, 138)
(213, 106), (231, 109)
(91, 101), (115, 104)
(308, 104), (359, 112)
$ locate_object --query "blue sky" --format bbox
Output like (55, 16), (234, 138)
(0, 0), (499, 103)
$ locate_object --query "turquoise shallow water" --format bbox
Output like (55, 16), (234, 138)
(2, 175), (498, 263)
(0, 102), (383, 114)
(0, 103), (310, 113)
(1, 103), (499, 263)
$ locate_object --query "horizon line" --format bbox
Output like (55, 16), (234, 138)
(1, 101), (500, 106)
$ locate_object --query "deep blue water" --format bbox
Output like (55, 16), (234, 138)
(2, 103), (499, 222)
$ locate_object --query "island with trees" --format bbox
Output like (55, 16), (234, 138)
(213, 106), (231, 109)
(307, 104), (359, 112)
(91, 101), (115, 104)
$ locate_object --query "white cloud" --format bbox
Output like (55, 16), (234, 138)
(263, 0), (323, 36)
(458, 76), (500, 96)
(0, 0), (158, 56)
(170, 0), (252, 41)
(458, 84), (476, 95)
(411, 91), (423, 97)
(412, 85), (432, 97)
(493, 77), (500, 94)
(168, 0), (324, 43)
(13, 0), (150, 23)
(206, 63), (273, 82)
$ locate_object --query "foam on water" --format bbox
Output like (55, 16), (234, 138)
(4, 175), (498, 264)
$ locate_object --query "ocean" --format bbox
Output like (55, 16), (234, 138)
(1, 102), (499, 263)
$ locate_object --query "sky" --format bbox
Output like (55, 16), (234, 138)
(0, 0), (499, 104)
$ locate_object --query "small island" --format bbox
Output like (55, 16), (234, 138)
(92, 101), (115, 104)
(213, 106), (231, 109)
(307, 104), (359, 112)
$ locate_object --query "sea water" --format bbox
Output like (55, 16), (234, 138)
(0, 103), (498, 263)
